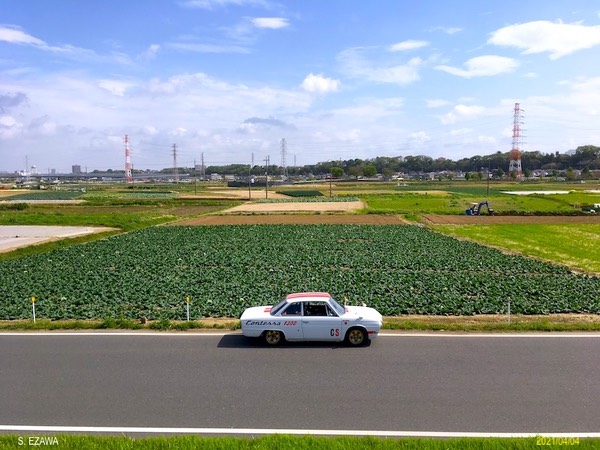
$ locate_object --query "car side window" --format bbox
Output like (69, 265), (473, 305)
(304, 301), (329, 317)
(325, 304), (338, 317)
(282, 302), (301, 316)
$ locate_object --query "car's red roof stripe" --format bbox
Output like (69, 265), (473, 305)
(286, 292), (330, 299)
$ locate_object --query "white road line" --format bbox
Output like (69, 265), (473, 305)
(0, 332), (231, 336)
(1, 331), (600, 338)
(379, 333), (600, 338)
(0, 425), (599, 438)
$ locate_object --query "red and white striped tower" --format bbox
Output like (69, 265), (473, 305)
(124, 134), (133, 183)
(508, 103), (523, 178)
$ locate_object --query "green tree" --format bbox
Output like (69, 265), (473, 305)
(382, 167), (395, 180)
(362, 164), (377, 178)
(582, 166), (591, 179)
(348, 166), (362, 178)
(330, 167), (344, 178)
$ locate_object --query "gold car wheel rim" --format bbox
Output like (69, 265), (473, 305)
(265, 331), (281, 344)
(348, 329), (364, 345)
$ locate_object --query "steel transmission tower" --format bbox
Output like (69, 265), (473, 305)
(124, 134), (133, 183)
(508, 103), (524, 178)
(280, 138), (288, 179)
(172, 144), (179, 182)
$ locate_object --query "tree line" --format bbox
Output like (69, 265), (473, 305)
(158, 145), (600, 177)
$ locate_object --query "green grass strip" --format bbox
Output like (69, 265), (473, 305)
(0, 435), (596, 449)
(432, 224), (600, 274)
(1, 317), (599, 332)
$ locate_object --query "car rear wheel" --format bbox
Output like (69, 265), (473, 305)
(263, 330), (284, 346)
(345, 328), (368, 346)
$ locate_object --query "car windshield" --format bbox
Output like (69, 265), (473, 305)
(270, 298), (288, 316)
(329, 296), (345, 315)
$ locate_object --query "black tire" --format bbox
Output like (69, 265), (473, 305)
(345, 327), (368, 347)
(263, 330), (284, 346)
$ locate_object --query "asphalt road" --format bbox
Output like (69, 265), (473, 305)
(1, 332), (599, 435)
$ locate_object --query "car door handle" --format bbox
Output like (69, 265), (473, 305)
(302, 320), (309, 323)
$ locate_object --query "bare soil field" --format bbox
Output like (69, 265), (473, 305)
(222, 199), (364, 214)
(181, 189), (288, 200)
(175, 214), (407, 226)
(0, 225), (117, 253)
(421, 214), (600, 225)
(0, 190), (24, 198)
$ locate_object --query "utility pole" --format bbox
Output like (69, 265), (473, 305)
(201, 152), (205, 181)
(194, 158), (197, 195)
(264, 156), (270, 199)
(487, 158), (491, 196)
(280, 138), (288, 180)
(248, 152), (254, 200)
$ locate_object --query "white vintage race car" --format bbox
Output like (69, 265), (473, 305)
(240, 292), (383, 346)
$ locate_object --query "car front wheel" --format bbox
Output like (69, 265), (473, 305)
(345, 328), (368, 346)
(263, 330), (284, 346)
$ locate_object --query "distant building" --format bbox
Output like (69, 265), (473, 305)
(72, 165), (82, 174)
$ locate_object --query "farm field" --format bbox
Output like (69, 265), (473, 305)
(1, 225), (599, 321)
(1, 181), (600, 327)
(359, 190), (600, 215)
(432, 223), (600, 275)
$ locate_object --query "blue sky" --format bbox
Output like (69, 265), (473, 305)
(1, 0), (600, 173)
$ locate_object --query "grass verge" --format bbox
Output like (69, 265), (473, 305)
(0, 435), (596, 449)
(1, 315), (599, 332)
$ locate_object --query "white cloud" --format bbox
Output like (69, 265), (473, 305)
(430, 26), (462, 35)
(450, 128), (473, 136)
(0, 115), (22, 138)
(171, 127), (188, 136)
(441, 104), (486, 125)
(180, 0), (269, 9)
(139, 44), (160, 61)
(408, 131), (431, 144)
(489, 20), (600, 59)
(0, 26), (45, 46)
(436, 55), (519, 78)
(167, 42), (249, 54)
(426, 99), (450, 108)
(251, 17), (289, 29)
(338, 47), (423, 85)
(478, 135), (497, 145)
(0, 25), (130, 64)
(336, 128), (361, 142)
(98, 79), (132, 96)
(301, 73), (340, 94)
(389, 40), (429, 52)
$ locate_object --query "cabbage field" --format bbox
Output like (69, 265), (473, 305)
(1, 224), (599, 320)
